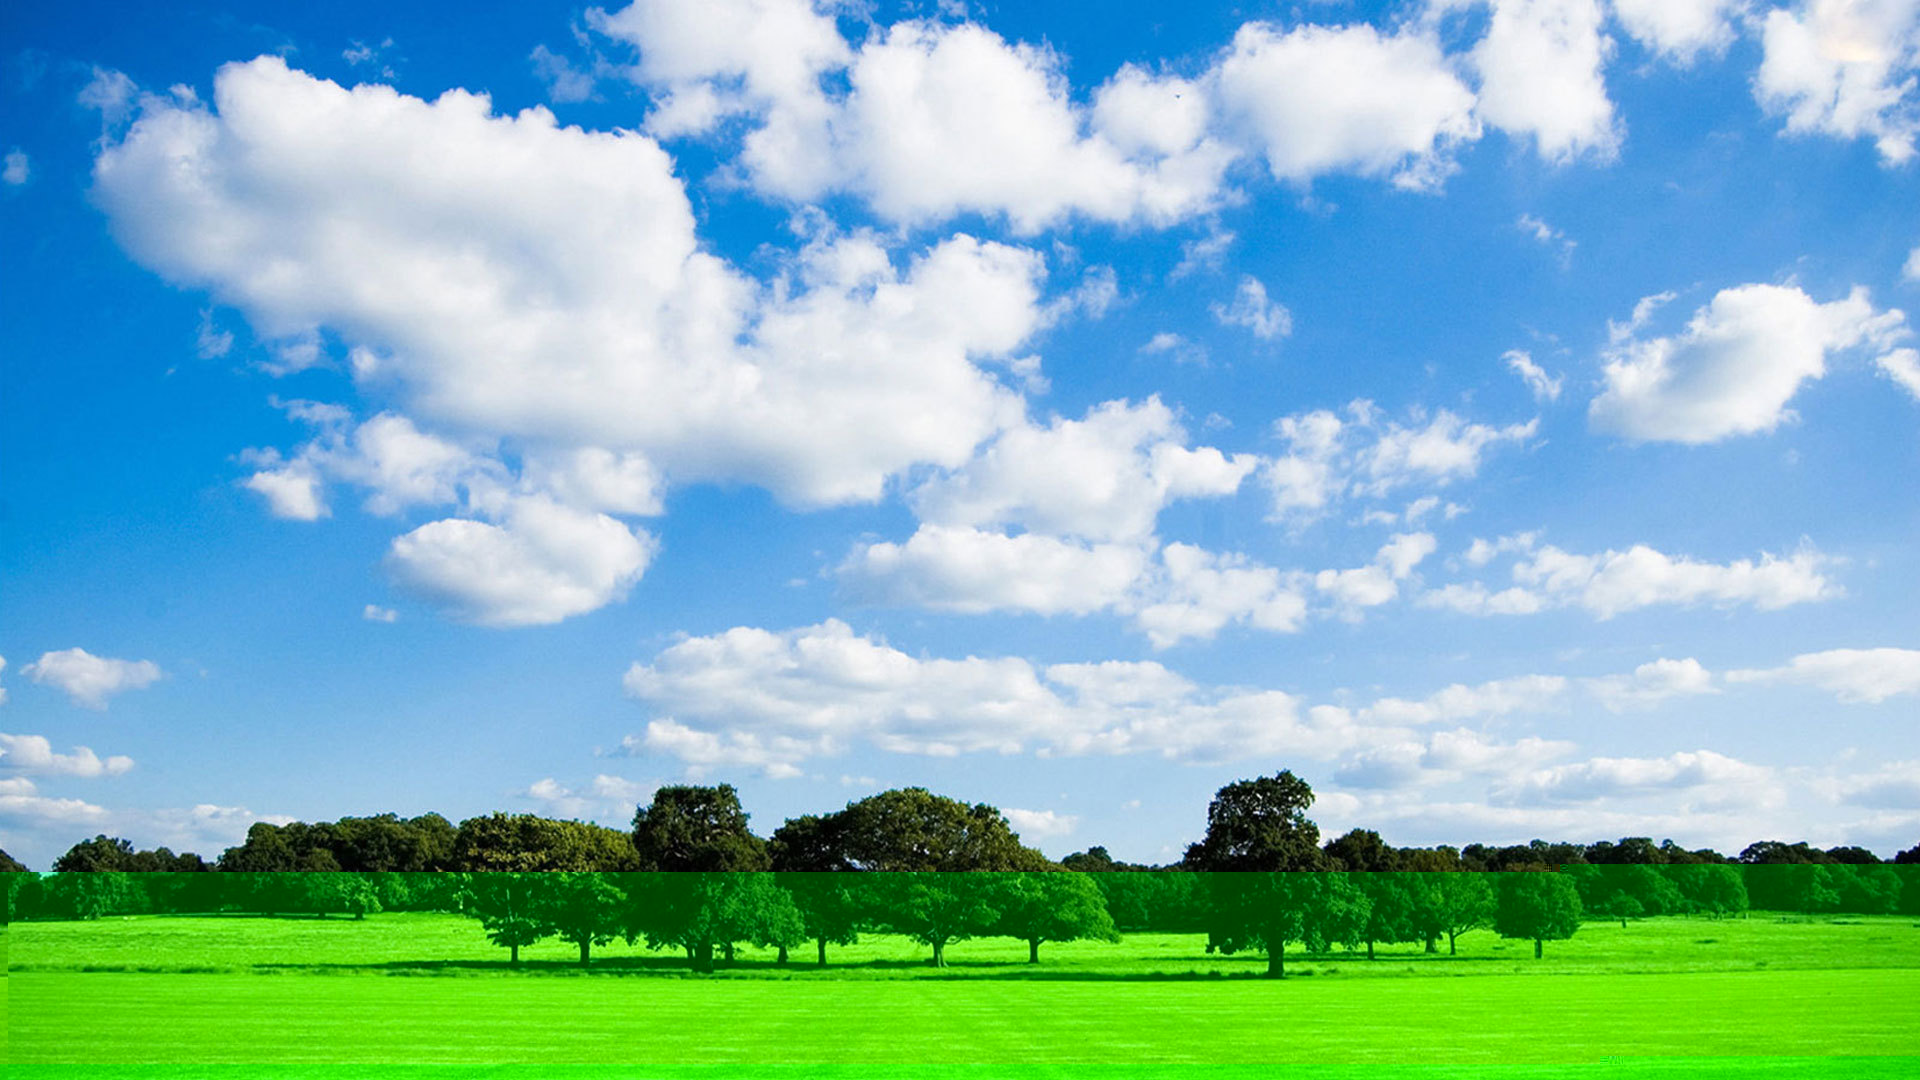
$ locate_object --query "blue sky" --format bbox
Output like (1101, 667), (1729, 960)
(3, 0), (1919, 870)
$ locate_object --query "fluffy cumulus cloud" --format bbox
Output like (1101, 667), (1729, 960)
(1212, 21), (1479, 189)
(621, 619), (1383, 774)
(0, 733), (135, 777)
(1755, 0), (1920, 164)
(840, 526), (1151, 618)
(1454, 0), (1620, 161)
(1584, 657), (1717, 711)
(521, 774), (657, 820)
(90, 57), (1078, 623)
(22, 649), (163, 709)
(1589, 284), (1910, 443)
(1726, 647), (1920, 703)
(0, 779), (111, 829)
(908, 398), (1256, 545)
(1493, 749), (1774, 807)
(1611, 0), (1741, 64)
(1003, 807), (1080, 840)
(598, 3), (1233, 230)
(1132, 543), (1311, 647)
(1424, 534), (1839, 618)
(386, 495), (656, 627)
(1880, 347), (1920, 400)
(1264, 401), (1537, 523)
(1313, 532), (1439, 619)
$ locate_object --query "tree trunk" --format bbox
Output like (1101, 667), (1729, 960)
(722, 942), (736, 965)
(1448, 931), (1458, 955)
(817, 937), (828, 967)
(1366, 939), (1375, 961)
(930, 938), (947, 968)
(776, 945), (789, 966)
(1534, 938), (1543, 960)
(1029, 938), (1040, 964)
(1619, 917), (1628, 929)
(510, 943), (520, 967)
(1425, 936), (1437, 954)
(1265, 942), (1285, 978)
(693, 941), (715, 973)
(579, 939), (591, 966)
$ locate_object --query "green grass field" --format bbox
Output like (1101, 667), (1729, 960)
(7, 913), (1920, 1073)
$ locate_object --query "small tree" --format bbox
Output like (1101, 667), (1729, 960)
(1209, 871), (1370, 977)
(543, 872), (628, 965)
(1494, 872), (1582, 958)
(996, 871), (1119, 963)
(1407, 871), (1493, 955)
(460, 873), (550, 966)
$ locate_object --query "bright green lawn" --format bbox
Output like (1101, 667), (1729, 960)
(6, 915), (1920, 1068)
(8, 910), (1920, 978)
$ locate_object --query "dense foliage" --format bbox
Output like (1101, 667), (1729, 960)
(8, 774), (1918, 975)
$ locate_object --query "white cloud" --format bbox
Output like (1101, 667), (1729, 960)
(1584, 657), (1717, 711)
(2, 148), (27, 186)
(1879, 347), (1920, 400)
(1505, 349), (1564, 402)
(1134, 543), (1311, 647)
(1833, 760), (1920, 809)
(1139, 332), (1208, 365)
(1494, 749), (1774, 806)
(1756, 0), (1920, 164)
(1313, 532), (1438, 619)
(1425, 537), (1839, 618)
(1611, 0), (1741, 64)
(521, 774), (658, 820)
(608, 10), (1234, 231)
(93, 58), (1052, 516)
(0, 780), (111, 828)
(1210, 276), (1292, 340)
(1354, 673), (1570, 726)
(387, 495), (656, 627)
(22, 648), (163, 709)
(1726, 647), (1920, 703)
(1004, 807), (1080, 840)
(1590, 283), (1910, 443)
(1212, 21), (1479, 189)
(910, 398), (1257, 545)
(1907, 244), (1920, 280)
(1335, 727), (1573, 788)
(1462, 0), (1621, 162)
(840, 525), (1151, 617)
(620, 620), (1386, 773)
(530, 44), (597, 104)
(0, 733), (134, 777)
(362, 604), (399, 623)
(1264, 402), (1536, 523)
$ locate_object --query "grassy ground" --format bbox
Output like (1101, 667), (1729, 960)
(8, 910), (1920, 978)
(6, 915), (1919, 1068)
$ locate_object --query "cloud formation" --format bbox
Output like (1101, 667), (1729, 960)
(23, 649), (163, 709)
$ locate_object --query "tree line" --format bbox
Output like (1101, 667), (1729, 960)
(5, 773), (1918, 976)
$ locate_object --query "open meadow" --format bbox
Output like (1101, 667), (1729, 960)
(7, 912), (1920, 1075)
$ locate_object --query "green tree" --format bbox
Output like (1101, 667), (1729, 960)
(995, 870), (1119, 962)
(1494, 872), (1582, 958)
(456, 813), (637, 872)
(632, 785), (770, 872)
(459, 872), (551, 966)
(770, 814), (862, 965)
(0, 849), (26, 873)
(627, 871), (804, 972)
(1354, 872), (1416, 960)
(542, 872), (628, 965)
(53, 835), (139, 873)
(829, 788), (1046, 871)
(872, 871), (1007, 968)
(1183, 772), (1326, 872)
(42, 871), (135, 920)
(1207, 871), (1370, 977)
